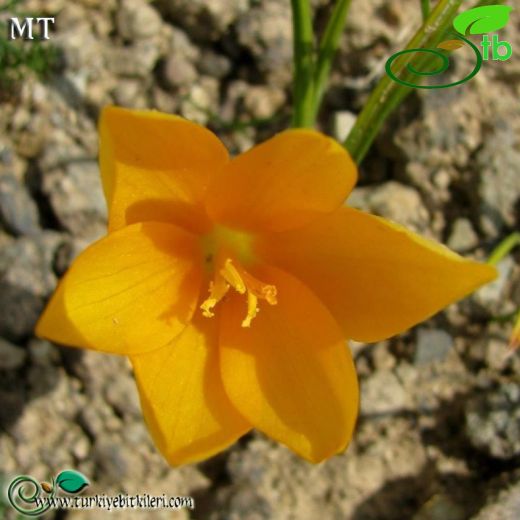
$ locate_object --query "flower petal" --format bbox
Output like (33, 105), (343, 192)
(205, 130), (357, 232)
(219, 266), (359, 463)
(100, 106), (229, 234)
(131, 314), (251, 466)
(257, 207), (498, 343)
(36, 222), (202, 355)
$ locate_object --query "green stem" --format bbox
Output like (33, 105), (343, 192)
(488, 232), (520, 266)
(420, 0), (430, 21)
(344, 0), (463, 164)
(290, 0), (315, 128)
(312, 0), (353, 121)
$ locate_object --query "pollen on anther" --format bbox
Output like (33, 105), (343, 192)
(200, 278), (229, 318)
(200, 256), (278, 327)
(242, 291), (259, 328)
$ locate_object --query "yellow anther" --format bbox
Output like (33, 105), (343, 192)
(240, 269), (277, 305)
(242, 291), (259, 328)
(200, 277), (230, 318)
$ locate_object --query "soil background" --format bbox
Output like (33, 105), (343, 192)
(0, 1), (519, 519)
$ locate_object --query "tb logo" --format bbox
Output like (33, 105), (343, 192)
(454, 5), (513, 61)
(386, 4), (514, 89)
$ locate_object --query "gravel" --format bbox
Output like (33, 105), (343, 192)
(465, 383), (520, 460)
(0, 0), (518, 518)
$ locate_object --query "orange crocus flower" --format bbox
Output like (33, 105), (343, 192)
(37, 107), (496, 465)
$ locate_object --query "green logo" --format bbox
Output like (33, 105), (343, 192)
(453, 5), (512, 35)
(7, 470), (89, 516)
(386, 4), (513, 89)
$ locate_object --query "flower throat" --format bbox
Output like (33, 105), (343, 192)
(200, 225), (277, 327)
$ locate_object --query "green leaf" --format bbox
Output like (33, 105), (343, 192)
(344, 0), (464, 164)
(311, 0), (353, 122)
(453, 5), (513, 35)
(420, 0), (430, 21)
(290, 0), (316, 128)
(55, 470), (89, 494)
(487, 232), (520, 266)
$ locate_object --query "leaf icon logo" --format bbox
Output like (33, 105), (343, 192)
(437, 39), (466, 51)
(453, 5), (513, 35)
(40, 481), (53, 493)
(55, 470), (90, 494)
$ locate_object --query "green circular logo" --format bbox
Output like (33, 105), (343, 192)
(385, 35), (482, 89)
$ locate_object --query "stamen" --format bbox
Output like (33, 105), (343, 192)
(200, 276), (230, 318)
(240, 269), (278, 305)
(220, 259), (246, 294)
(200, 255), (277, 327)
(242, 291), (259, 328)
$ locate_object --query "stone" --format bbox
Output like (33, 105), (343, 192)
(112, 79), (148, 109)
(394, 87), (483, 169)
(414, 494), (466, 520)
(24, 0), (67, 11)
(27, 340), (63, 398)
(161, 55), (198, 89)
(0, 174), (40, 235)
(361, 370), (414, 416)
(243, 86), (285, 120)
(180, 77), (219, 125)
(93, 437), (143, 482)
(221, 420), (429, 519)
(370, 341), (396, 371)
(236, 0), (292, 86)
(151, 86), (179, 115)
(28, 338), (61, 367)
(39, 129), (92, 173)
(72, 435), (91, 461)
(333, 111), (357, 142)
(485, 337), (516, 372)
(475, 257), (515, 309)
(0, 140), (27, 183)
(55, 18), (104, 73)
(447, 218), (479, 252)
(85, 78), (116, 109)
(165, 26), (199, 63)
(365, 181), (430, 233)
(0, 233), (62, 341)
(465, 383), (520, 459)
(107, 40), (162, 78)
(0, 338), (27, 370)
(157, 0), (248, 41)
(105, 375), (141, 419)
(341, 0), (410, 53)
(414, 329), (454, 365)
(93, 436), (133, 480)
(52, 237), (90, 275)
(477, 119), (520, 235)
(346, 186), (371, 212)
(116, 0), (163, 40)
(198, 49), (232, 79)
(43, 161), (107, 239)
(471, 475), (520, 520)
